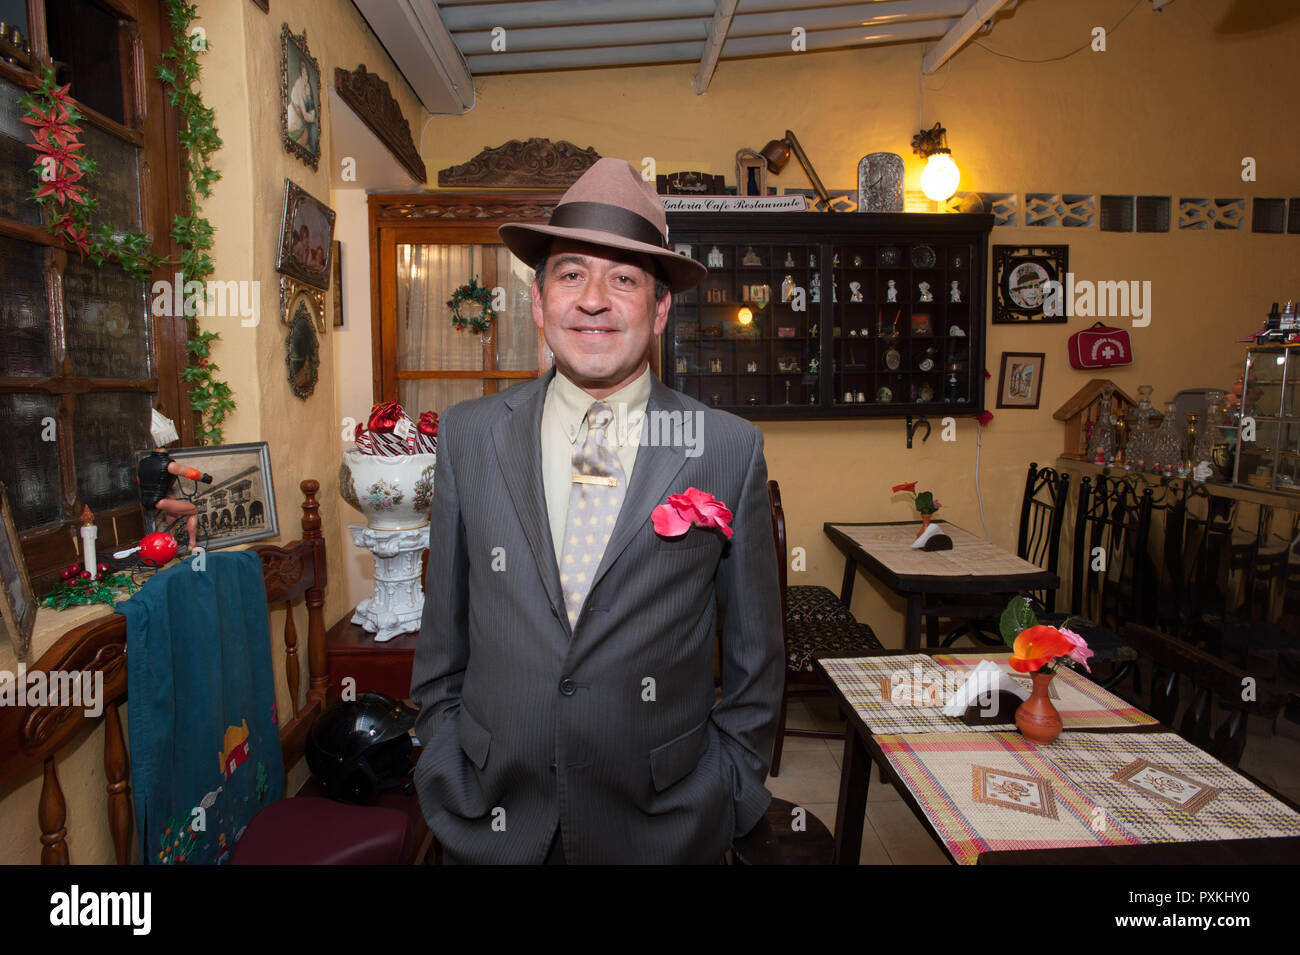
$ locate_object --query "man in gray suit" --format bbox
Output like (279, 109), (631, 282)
(411, 158), (784, 864)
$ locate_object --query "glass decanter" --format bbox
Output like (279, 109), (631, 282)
(1192, 390), (1226, 477)
(1087, 382), (1119, 462)
(1149, 400), (1183, 472)
(1125, 385), (1158, 469)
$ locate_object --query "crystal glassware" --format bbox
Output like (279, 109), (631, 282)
(1125, 385), (1158, 469)
(1087, 382), (1119, 462)
(1150, 400), (1183, 472)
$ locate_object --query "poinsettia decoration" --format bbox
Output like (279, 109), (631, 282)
(20, 67), (159, 275)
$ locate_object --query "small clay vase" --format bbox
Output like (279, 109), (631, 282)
(917, 514), (932, 538)
(1015, 671), (1063, 745)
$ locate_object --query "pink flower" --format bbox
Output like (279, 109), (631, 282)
(652, 487), (733, 539)
(1058, 627), (1093, 673)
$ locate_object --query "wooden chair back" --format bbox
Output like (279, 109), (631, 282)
(766, 479), (790, 624)
(0, 480), (329, 863)
(1070, 476), (1155, 627)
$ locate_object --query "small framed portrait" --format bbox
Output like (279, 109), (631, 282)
(0, 482), (36, 661)
(280, 24), (321, 169)
(992, 245), (1068, 323)
(276, 179), (336, 290)
(997, 351), (1046, 409)
(331, 240), (343, 327)
(134, 443), (279, 551)
(283, 288), (322, 398)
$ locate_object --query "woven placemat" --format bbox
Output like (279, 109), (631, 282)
(875, 731), (1300, 864)
(832, 523), (1043, 578)
(818, 655), (1003, 734)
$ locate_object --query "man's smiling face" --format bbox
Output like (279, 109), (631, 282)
(532, 238), (671, 399)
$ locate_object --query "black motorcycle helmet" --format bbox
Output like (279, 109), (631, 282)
(306, 692), (417, 805)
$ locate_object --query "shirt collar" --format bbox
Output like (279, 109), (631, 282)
(551, 365), (653, 445)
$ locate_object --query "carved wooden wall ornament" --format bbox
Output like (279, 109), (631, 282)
(333, 64), (428, 184)
(437, 138), (601, 188)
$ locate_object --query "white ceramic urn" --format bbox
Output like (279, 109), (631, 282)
(339, 449), (436, 530)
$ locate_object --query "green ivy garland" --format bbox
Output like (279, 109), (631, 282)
(20, 0), (232, 444)
(447, 277), (497, 334)
(158, 0), (231, 445)
(40, 572), (141, 611)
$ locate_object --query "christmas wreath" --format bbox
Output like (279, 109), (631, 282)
(447, 277), (496, 334)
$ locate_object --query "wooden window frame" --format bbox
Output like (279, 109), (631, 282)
(0, 0), (189, 590)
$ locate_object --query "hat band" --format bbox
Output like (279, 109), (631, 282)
(548, 201), (666, 249)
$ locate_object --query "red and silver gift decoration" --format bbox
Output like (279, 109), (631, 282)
(352, 401), (438, 456)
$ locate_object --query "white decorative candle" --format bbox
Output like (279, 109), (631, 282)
(79, 505), (98, 577)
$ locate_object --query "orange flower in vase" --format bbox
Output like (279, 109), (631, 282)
(1000, 597), (1094, 744)
(891, 482), (941, 537)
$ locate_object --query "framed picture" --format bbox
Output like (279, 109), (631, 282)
(280, 24), (320, 170)
(0, 482), (36, 661)
(997, 352), (1045, 409)
(284, 288), (321, 399)
(276, 179), (336, 290)
(992, 244), (1069, 324)
(331, 240), (343, 327)
(251, 0), (268, 11)
(135, 443), (278, 551)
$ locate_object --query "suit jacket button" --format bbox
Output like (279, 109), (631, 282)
(559, 678), (576, 696)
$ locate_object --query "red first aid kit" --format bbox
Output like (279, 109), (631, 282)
(1067, 322), (1133, 370)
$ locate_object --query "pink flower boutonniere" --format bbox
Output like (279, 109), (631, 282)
(652, 487), (734, 539)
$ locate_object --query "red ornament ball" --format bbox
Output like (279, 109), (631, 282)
(79, 570), (92, 580)
(66, 563), (82, 576)
(139, 532), (179, 567)
(60, 568), (75, 581)
(96, 562), (110, 575)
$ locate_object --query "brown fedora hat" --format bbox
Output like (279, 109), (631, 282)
(499, 158), (707, 293)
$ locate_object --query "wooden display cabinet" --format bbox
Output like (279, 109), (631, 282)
(661, 211), (993, 419)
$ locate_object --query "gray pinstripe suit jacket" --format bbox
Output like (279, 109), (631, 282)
(410, 367), (784, 863)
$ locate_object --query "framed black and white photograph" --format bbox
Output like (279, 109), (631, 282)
(997, 351), (1045, 409)
(992, 244), (1069, 324)
(280, 24), (320, 169)
(135, 443), (278, 550)
(276, 179), (336, 290)
(0, 482), (36, 661)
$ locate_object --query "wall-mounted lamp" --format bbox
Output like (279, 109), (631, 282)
(737, 307), (754, 326)
(911, 122), (960, 203)
(760, 130), (835, 211)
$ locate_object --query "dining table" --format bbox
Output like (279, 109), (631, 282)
(813, 647), (1300, 865)
(824, 520), (1059, 650)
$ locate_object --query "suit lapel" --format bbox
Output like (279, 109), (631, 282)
(492, 370), (568, 630)
(590, 376), (688, 594)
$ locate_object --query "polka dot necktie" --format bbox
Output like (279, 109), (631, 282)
(560, 401), (626, 627)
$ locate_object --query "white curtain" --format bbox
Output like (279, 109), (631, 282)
(395, 243), (539, 417)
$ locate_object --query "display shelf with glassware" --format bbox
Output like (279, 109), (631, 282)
(1232, 345), (1300, 493)
(661, 212), (992, 419)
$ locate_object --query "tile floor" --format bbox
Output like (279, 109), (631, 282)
(764, 682), (1300, 866)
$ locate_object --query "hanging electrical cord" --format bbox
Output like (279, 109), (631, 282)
(975, 420), (990, 540)
(973, 0), (1153, 64)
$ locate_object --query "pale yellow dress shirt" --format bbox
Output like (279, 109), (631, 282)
(542, 366), (651, 564)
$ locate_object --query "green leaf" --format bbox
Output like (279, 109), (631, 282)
(999, 595), (1038, 648)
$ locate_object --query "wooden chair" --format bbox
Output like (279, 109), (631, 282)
(767, 480), (881, 777)
(0, 480), (423, 864)
(1121, 622), (1283, 769)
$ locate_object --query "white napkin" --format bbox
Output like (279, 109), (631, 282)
(940, 659), (1029, 717)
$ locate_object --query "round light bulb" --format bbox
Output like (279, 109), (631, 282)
(737, 307), (753, 325)
(920, 152), (960, 203)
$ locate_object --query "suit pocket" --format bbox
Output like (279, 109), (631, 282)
(649, 717), (710, 792)
(458, 703), (493, 770)
(652, 528), (721, 553)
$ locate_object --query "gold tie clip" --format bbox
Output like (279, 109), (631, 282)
(572, 474), (619, 487)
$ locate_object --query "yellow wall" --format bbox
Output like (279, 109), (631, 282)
(417, 0), (1300, 639)
(0, 0), (420, 865)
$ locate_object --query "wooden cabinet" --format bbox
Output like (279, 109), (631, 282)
(661, 212), (993, 418)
